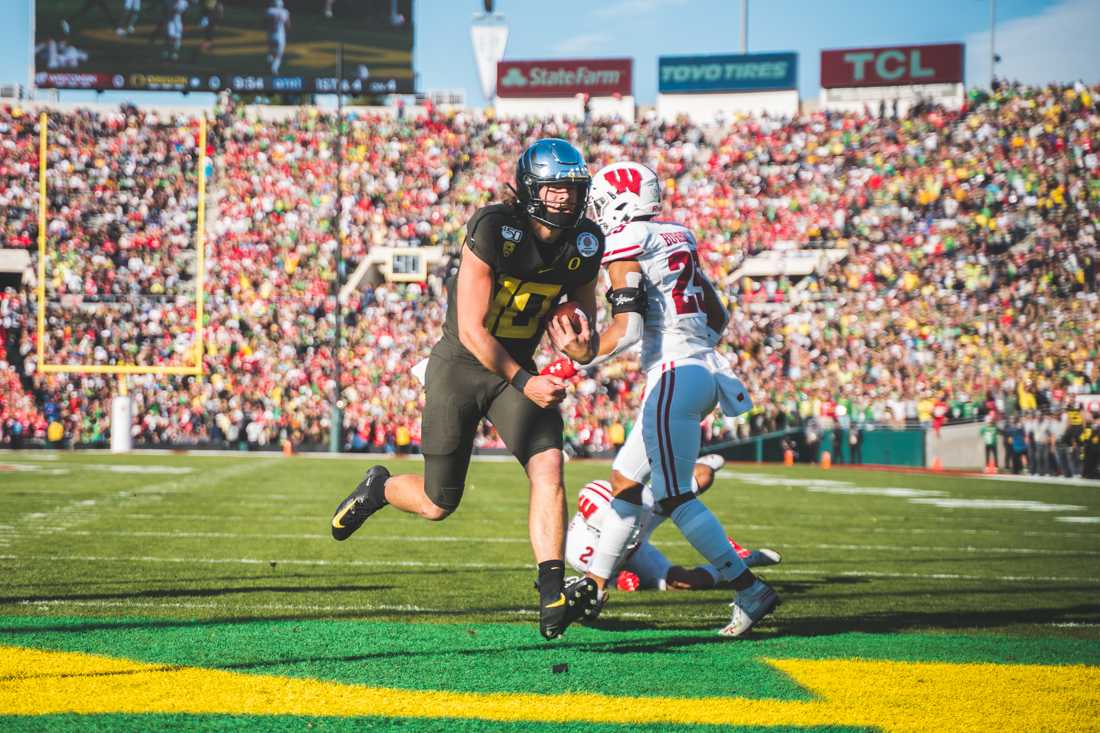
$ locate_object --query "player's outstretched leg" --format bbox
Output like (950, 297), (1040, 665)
(330, 465), (390, 540)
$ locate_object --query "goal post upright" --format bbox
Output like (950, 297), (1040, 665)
(36, 111), (46, 368)
(34, 110), (210, 451)
(194, 114), (207, 378)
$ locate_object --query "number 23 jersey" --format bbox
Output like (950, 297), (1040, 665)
(602, 219), (712, 371)
(441, 203), (605, 368)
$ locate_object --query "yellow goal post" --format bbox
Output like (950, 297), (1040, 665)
(34, 110), (208, 383)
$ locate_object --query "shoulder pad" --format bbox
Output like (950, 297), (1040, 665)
(467, 203), (520, 237)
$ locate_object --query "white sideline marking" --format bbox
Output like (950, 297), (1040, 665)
(770, 542), (1100, 557)
(11, 529), (1096, 558)
(0, 462), (192, 475)
(10, 598), (660, 620)
(33, 529), (531, 544)
(982, 474), (1100, 488)
(765, 568), (1100, 583)
(1057, 516), (1100, 524)
(718, 472), (854, 487)
(94, 514), (1094, 539)
(0, 554), (528, 570)
(908, 498), (1086, 512)
(4, 554), (1099, 584)
(808, 487), (946, 498)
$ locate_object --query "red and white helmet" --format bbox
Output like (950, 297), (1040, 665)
(576, 479), (613, 527)
(589, 162), (661, 234)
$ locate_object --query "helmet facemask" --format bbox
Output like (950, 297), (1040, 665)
(526, 180), (590, 230)
(516, 139), (592, 230)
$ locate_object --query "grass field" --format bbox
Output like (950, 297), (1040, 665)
(1, 451), (1099, 731)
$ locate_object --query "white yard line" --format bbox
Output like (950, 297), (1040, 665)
(85, 514), (1095, 539)
(0, 553), (528, 570)
(764, 567), (1100, 583)
(3, 553), (1098, 584)
(10, 597), (662, 620)
(4, 528), (1094, 558)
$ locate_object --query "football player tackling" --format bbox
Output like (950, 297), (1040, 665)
(330, 139), (604, 640)
(551, 161), (780, 636)
(566, 454), (781, 599)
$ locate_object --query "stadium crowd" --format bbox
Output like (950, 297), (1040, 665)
(1, 82), (1098, 474)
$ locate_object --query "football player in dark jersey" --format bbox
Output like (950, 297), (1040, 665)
(330, 139), (605, 639)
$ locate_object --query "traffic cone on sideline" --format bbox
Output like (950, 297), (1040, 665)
(820, 451), (832, 470)
(984, 456), (997, 475)
(931, 456), (943, 472)
(783, 449), (795, 466)
(282, 439), (294, 457)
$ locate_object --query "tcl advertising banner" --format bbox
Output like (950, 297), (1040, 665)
(496, 58), (632, 98)
(820, 43), (964, 88)
(659, 52), (797, 94)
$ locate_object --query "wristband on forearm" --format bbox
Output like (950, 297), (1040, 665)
(510, 369), (533, 392)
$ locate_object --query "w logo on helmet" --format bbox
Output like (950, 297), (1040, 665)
(604, 168), (641, 195)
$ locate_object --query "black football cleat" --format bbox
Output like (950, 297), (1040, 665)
(539, 576), (600, 639)
(331, 465), (391, 541)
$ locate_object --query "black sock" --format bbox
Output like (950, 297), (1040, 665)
(537, 560), (564, 602)
(731, 569), (756, 592)
(368, 471), (389, 507)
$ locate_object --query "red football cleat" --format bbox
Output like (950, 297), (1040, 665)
(728, 537), (752, 560)
(615, 571), (640, 592)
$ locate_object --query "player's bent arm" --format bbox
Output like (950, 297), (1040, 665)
(564, 275), (600, 364)
(586, 260), (644, 367)
(699, 271), (729, 337)
(455, 245), (525, 382)
(457, 246), (566, 408)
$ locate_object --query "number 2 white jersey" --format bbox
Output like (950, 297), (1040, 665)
(602, 219), (712, 371)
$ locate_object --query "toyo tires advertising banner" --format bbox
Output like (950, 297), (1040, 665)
(658, 52), (798, 94)
(821, 43), (964, 88)
(495, 58), (632, 98)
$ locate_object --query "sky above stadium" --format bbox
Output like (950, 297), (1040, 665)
(2, 0), (1098, 105)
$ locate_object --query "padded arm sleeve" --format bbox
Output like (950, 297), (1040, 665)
(607, 286), (646, 316)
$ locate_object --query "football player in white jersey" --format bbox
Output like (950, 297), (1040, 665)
(164, 0), (189, 61)
(266, 0), (291, 74)
(549, 161), (779, 636)
(566, 453), (781, 599)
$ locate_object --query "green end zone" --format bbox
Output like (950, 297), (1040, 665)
(2, 616), (1099, 731)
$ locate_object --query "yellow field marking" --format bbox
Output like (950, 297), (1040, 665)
(2, 646), (1098, 731)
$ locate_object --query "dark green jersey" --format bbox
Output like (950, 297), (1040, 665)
(441, 203), (605, 368)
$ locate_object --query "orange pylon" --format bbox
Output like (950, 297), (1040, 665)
(820, 451), (832, 470)
(783, 449), (794, 466)
(984, 456), (997, 475)
(931, 456), (943, 472)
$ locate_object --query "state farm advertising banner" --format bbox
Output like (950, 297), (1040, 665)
(496, 58), (632, 98)
(820, 43), (964, 88)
